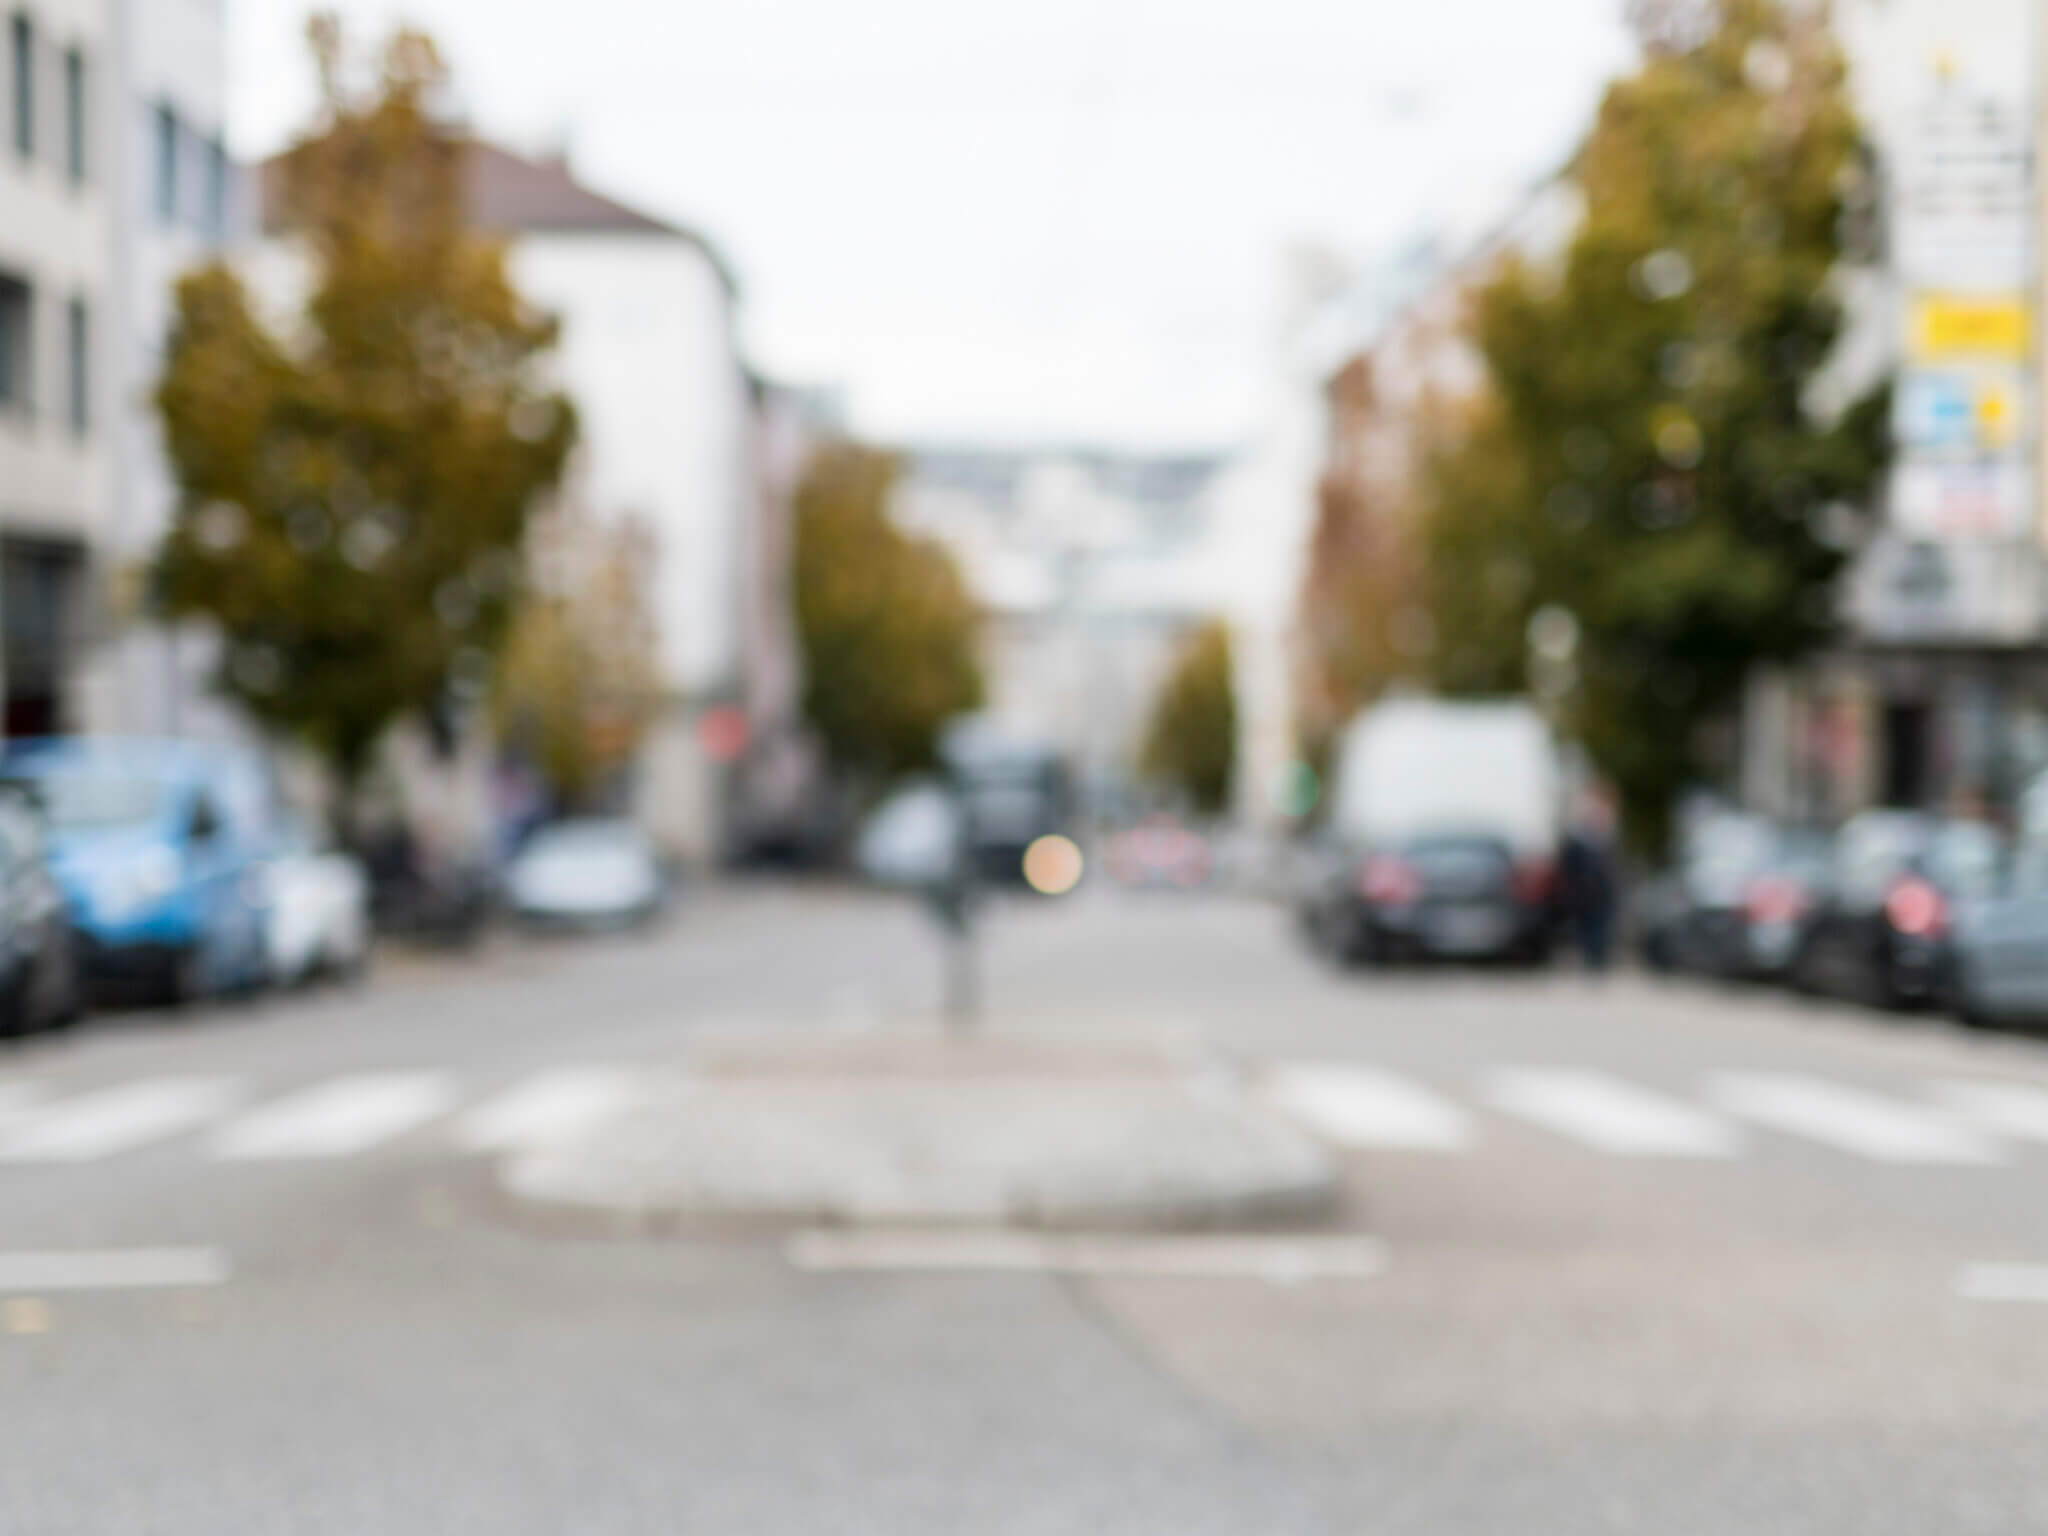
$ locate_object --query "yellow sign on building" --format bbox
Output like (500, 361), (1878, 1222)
(1909, 295), (2031, 360)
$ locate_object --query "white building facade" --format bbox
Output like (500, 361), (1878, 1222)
(96, 0), (233, 741)
(0, 0), (231, 745)
(0, 0), (112, 738)
(476, 150), (755, 861)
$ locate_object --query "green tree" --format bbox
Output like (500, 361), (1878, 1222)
(494, 512), (664, 811)
(1419, 0), (1890, 848)
(1140, 619), (1237, 816)
(153, 18), (575, 814)
(793, 443), (983, 781)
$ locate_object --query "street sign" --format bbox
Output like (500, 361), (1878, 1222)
(1883, 70), (2037, 568)
(1896, 92), (2033, 290)
(1896, 373), (1976, 452)
(1893, 460), (2032, 541)
(1896, 367), (2029, 455)
(1908, 294), (2030, 361)
(1847, 534), (2045, 644)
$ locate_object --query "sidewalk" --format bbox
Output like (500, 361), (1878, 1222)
(496, 1032), (1338, 1234)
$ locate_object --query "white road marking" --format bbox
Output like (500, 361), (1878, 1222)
(1267, 1064), (1471, 1151)
(0, 1078), (241, 1162)
(1712, 1074), (2003, 1165)
(0, 1081), (42, 1130)
(0, 1247), (229, 1293)
(1957, 1264), (2048, 1302)
(786, 1230), (1389, 1284)
(1937, 1081), (2048, 1144)
(211, 1073), (455, 1160)
(450, 1068), (639, 1153)
(1483, 1069), (1739, 1158)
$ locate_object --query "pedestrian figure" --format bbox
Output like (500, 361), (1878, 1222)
(1559, 783), (1620, 972)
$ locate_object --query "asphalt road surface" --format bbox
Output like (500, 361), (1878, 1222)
(7, 883), (2048, 1534)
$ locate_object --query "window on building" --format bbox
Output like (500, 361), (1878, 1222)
(2, 539), (85, 738)
(203, 134), (226, 238)
(153, 102), (178, 224)
(62, 46), (83, 184)
(9, 13), (32, 159)
(64, 297), (86, 434)
(0, 275), (30, 412)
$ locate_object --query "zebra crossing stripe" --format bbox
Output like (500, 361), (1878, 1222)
(450, 1068), (639, 1153)
(211, 1073), (455, 1160)
(0, 1061), (2040, 1173)
(1483, 1069), (1739, 1158)
(1937, 1081), (2048, 1145)
(1712, 1074), (2003, 1165)
(0, 1247), (230, 1293)
(0, 1081), (42, 1129)
(1266, 1064), (1471, 1151)
(1957, 1264), (2048, 1302)
(0, 1079), (242, 1162)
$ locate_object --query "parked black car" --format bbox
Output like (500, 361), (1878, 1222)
(0, 787), (83, 1037)
(1303, 831), (1556, 966)
(1789, 811), (2004, 1010)
(1636, 813), (1829, 981)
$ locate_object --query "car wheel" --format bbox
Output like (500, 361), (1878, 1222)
(44, 933), (84, 1031)
(1323, 910), (1374, 967)
(0, 969), (28, 1040)
(164, 946), (207, 1010)
(1303, 906), (1338, 961)
(1951, 959), (1996, 1030)
(331, 931), (372, 986)
(1873, 956), (1920, 1014)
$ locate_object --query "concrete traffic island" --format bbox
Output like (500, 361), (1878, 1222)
(496, 1034), (1339, 1235)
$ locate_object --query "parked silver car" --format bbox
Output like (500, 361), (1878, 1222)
(1951, 808), (2048, 1028)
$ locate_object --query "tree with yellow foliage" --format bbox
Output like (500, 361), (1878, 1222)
(154, 18), (574, 811)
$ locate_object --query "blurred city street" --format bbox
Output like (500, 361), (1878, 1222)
(7, 886), (2048, 1533)
(5, 0), (2048, 1525)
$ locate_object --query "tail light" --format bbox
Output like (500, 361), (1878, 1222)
(1743, 876), (1809, 926)
(1884, 877), (1948, 938)
(1511, 857), (1556, 906)
(1359, 854), (1422, 907)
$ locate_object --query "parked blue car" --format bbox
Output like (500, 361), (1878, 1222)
(0, 739), (276, 1005)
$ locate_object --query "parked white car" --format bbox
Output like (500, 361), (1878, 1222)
(265, 816), (371, 985)
(506, 820), (666, 928)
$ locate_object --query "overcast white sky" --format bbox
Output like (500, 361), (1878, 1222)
(229, 1), (1634, 450)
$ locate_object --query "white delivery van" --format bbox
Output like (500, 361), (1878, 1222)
(1304, 697), (1564, 964)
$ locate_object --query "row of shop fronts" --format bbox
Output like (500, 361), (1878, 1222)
(1740, 0), (2046, 831)
(1746, 647), (2048, 826)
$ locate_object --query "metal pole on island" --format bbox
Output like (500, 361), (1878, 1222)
(918, 769), (980, 1040)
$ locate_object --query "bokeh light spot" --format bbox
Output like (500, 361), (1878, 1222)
(1022, 835), (1085, 897)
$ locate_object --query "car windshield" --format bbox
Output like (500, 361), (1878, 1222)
(523, 823), (643, 861)
(1929, 821), (2004, 898)
(5, 773), (166, 831)
(1406, 840), (1510, 884)
(1686, 815), (1780, 881)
